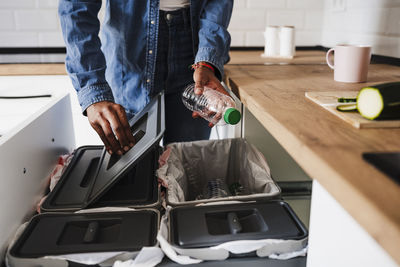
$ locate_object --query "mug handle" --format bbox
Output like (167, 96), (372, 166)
(326, 48), (335, 69)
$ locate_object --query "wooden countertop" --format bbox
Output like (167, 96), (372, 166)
(0, 63), (66, 76)
(225, 50), (400, 264)
(227, 50), (327, 65)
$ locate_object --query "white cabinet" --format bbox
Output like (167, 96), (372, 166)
(0, 93), (75, 260)
(307, 181), (399, 267)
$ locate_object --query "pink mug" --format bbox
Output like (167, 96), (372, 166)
(326, 45), (372, 83)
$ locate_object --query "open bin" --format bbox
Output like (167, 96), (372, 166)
(157, 138), (281, 206)
(157, 138), (308, 261)
(40, 92), (165, 212)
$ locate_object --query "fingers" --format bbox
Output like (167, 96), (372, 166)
(99, 117), (123, 155)
(192, 111), (200, 118)
(91, 123), (113, 154)
(108, 111), (131, 155)
(114, 105), (135, 149)
(87, 101), (135, 155)
(193, 64), (229, 96)
(194, 79), (205, 95)
(212, 81), (230, 96)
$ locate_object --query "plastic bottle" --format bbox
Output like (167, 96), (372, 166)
(203, 179), (230, 199)
(182, 83), (241, 125)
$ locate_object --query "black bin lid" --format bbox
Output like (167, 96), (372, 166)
(170, 201), (308, 248)
(84, 92), (165, 207)
(41, 93), (165, 212)
(10, 210), (159, 258)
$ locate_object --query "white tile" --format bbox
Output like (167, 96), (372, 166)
(229, 31), (246, 46)
(0, 32), (39, 47)
(38, 0), (58, 8)
(57, 14), (62, 30)
(267, 10), (305, 29)
(322, 9), (350, 32)
(345, 0), (400, 8)
(305, 10), (324, 30)
(295, 30), (322, 46)
(0, 54), (41, 63)
(245, 31), (265, 46)
(247, 0), (286, 8)
(229, 9), (266, 30)
(39, 31), (65, 46)
(0, 11), (15, 30)
(287, 0), (324, 9)
(386, 7), (400, 35)
(15, 10), (58, 30)
(321, 30), (348, 47)
(326, 32), (400, 58)
(347, 8), (388, 34)
(0, 0), (35, 8)
(324, 8), (389, 34)
(233, 0), (246, 8)
(40, 54), (66, 63)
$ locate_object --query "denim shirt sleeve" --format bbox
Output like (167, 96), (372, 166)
(59, 0), (114, 114)
(195, 0), (233, 80)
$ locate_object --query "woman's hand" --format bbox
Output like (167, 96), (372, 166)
(192, 62), (229, 127)
(193, 62), (228, 96)
(87, 101), (135, 155)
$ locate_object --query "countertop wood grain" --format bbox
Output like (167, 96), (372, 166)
(225, 50), (400, 264)
(0, 63), (66, 76)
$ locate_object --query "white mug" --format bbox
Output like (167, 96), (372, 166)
(326, 44), (372, 83)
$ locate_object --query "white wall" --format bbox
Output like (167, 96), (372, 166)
(228, 0), (324, 46)
(0, 0), (63, 47)
(0, 0), (400, 58)
(0, 0), (105, 48)
(0, 0), (324, 48)
(320, 0), (400, 58)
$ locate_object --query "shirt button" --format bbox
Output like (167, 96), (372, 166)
(146, 79), (150, 83)
(166, 14), (172, 21)
(149, 50), (153, 54)
(151, 20), (155, 24)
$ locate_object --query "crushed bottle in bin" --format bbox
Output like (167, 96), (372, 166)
(204, 179), (230, 199)
(195, 179), (246, 200)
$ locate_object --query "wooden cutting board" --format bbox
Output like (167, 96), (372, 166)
(305, 91), (400, 129)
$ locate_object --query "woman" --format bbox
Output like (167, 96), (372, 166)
(59, 0), (233, 155)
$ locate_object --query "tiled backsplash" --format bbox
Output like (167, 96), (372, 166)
(0, 0), (399, 58)
(321, 0), (400, 57)
(229, 0), (324, 46)
(0, 0), (63, 47)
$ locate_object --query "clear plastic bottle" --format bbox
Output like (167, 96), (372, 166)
(203, 179), (230, 199)
(182, 83), (241, 125)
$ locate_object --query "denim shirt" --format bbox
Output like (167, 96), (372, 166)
(59, 0), (233, 115)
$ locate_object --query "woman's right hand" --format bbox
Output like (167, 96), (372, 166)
(86, 101), (135, 155)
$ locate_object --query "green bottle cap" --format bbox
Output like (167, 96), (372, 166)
(224, 108), (241, 125)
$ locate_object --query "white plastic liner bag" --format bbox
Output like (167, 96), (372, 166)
(157, 138), (281, 206)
